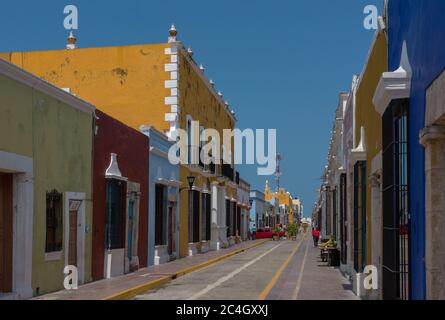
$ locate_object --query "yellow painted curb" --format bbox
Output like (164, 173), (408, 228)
(104, 276), (171, 300)
(103, 239), (269, 300)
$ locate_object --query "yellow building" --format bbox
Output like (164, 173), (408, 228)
(1, 26), (238, 261)
(351, 28), (387, 298)
(264, 180), (294, 225)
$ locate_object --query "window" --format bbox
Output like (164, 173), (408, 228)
(45, 190), (63, 253)
(226, 199), (231, 237)
(353, 161), (366, 272)
(382, 99), (410, 300)
(340, 173), (347, 265)
(106, 179), (125, 250)
(192, 190), (200, 243)
(201, 193), (211, 241)
(188, 190), (200, 243)
(333, 187), (338, 240)
(155, 184), (167, 246)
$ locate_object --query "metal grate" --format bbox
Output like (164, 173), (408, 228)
(382, 99), (410, 300)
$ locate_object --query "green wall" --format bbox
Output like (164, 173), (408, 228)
(0, 74), (93, 296)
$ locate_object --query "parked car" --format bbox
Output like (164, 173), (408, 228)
(255, 227), (274, 239)
(255, 227), (285, 239)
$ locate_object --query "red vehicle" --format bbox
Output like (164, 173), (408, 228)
(255, 227), (285, 239)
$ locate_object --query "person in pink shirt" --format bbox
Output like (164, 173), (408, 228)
(312, 228), (321, 247)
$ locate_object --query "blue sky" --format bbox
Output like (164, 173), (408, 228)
(0, 0), (382, 216)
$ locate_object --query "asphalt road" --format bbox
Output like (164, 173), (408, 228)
(134, 236), (308, 300)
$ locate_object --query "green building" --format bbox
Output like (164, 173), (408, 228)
(0, 58), (95, 298)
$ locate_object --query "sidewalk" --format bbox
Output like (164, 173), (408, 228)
(296, 238), (358, 300)
(265, 235), (358, 300)
(33, 239), (268, 300)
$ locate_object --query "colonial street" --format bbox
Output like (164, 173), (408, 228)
(134, 234), (357, 300)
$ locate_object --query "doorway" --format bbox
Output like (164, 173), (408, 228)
(64, 193), (86, 285)
(168, 202), (175, 256)
(0, 173), (13, 293)
(68, 209), (78, 266)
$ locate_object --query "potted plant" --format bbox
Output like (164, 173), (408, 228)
(288, 223), (298, 241)
(273, 226), (281, 241)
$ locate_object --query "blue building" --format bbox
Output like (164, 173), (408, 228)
(141, 126), (181, 266)
(249, 190), (265, 232)
(373, 0), (445, 300)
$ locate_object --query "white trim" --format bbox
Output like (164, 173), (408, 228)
(373, 41), (412, 116)
(0, 59), (95, 115)
(105, 153), (128, 181)
(0, 151), (33, 299)
(156, 178), (182, 188)
(150, 147), (169, 159)
(350, 126), (367, 166)
(64, 192), (86, 285)
(177, 45), (237, 123)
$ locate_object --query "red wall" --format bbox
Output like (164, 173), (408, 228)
(92, 110), (149, 281)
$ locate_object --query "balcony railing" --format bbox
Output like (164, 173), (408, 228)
(222, 163), (234, 181)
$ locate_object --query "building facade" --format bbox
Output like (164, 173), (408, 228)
(0, 26), (238, 259)
(0, 58), (95, 297)
(250, 190), (265, 230)
(372, 0), (445, 300)
(92, 110), (149, 280)
(141, 126), (180, 266)
(237, 179), (251, 241)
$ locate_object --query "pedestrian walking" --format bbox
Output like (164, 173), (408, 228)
(312, 228), (320, 247)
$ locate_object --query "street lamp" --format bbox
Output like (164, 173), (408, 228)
(187, 176), (196, 190)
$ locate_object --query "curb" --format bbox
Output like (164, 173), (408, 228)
(103, 239), (269, 300)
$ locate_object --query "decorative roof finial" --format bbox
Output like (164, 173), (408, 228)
(209, 79), (215, 87)
(199, 64), (205, 73)
(217, 91), (223, 98)
(67, 31), (77, 50)
(168, 24), (178, 43)
(187, 46), (193, 57)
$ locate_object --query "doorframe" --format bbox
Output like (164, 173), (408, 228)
(125, 182), (140, 272)
(0, 150), (33, 299)
(64, 192), (86, 285)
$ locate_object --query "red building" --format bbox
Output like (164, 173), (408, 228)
(92, 110), (149, 280)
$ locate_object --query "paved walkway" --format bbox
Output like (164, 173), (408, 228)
(32, 239), (267, 300)
(265, 234), (358, 300)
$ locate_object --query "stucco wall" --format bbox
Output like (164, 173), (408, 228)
(93, 110), (149, 280)
(177, 49), (237, 257)
(1, 43), (170, 132)
(387, 0), (445, 299)
(0, 73), (94, 296)
(355, 31), (387, 267)
(147, 128), (180, 266)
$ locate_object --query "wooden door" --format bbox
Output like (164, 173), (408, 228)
(0, 173), (13, 293)
(68, 210), (78, 266)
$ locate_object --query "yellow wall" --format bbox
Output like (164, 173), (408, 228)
(177, 49), (236, 256)
(355, 31), (387, 266)
(1, 44), (171, 132)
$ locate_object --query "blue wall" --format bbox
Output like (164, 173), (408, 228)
(142, 127), (180, 266)
(388, 0), (445, 299)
